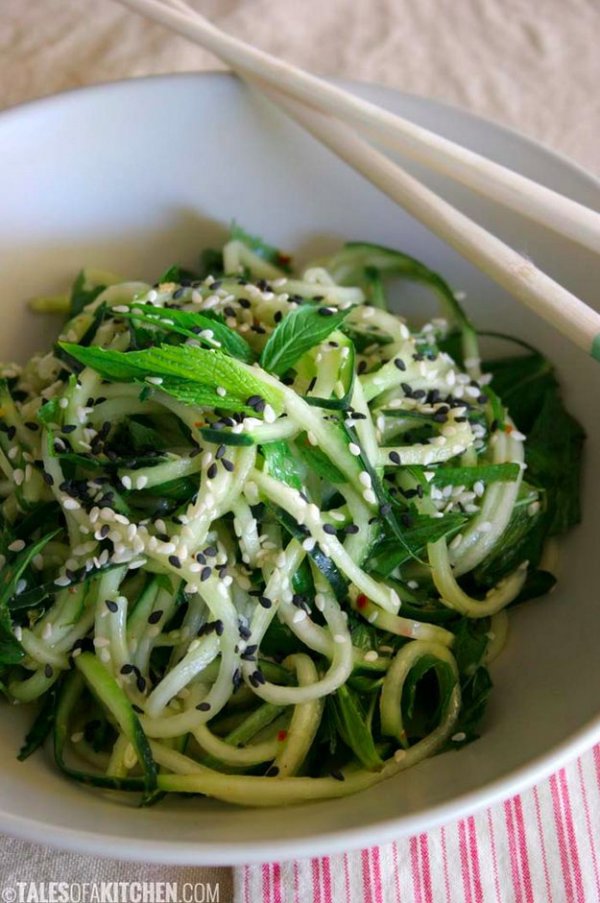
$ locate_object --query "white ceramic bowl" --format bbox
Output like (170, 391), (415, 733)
(0, 73), (598, 865)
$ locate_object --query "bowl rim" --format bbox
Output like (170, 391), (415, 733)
(0, 70), (599, 865)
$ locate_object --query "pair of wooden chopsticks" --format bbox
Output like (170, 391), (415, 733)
(116, 0), (600, 361)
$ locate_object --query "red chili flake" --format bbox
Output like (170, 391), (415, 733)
(277, 730), (288, 742)
(194, 421), (204, 428)
(277, 253), (291, 266)
(356, 594), (368, 610)
(504, 424), (514, 434)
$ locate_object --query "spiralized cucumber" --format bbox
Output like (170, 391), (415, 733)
(0, 227), (578, 808)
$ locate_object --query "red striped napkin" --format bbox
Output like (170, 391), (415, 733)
(236, 742), (600, 902)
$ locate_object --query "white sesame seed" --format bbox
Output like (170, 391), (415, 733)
(42, 622), (53, 640)
(449, 533), (463, 550)
(451, 732), (466, 742)
(121, 476), (132, 490)
(13, 469), (25, 486)
(394, 749), (407, 762)
(93, 637), (110, 648)
(59, 397), (69, 409)
(473, 480), (485, 497)
(8, 539), (26, 552)
(315, 593), (326, 611)
(333, 634), (347, 644)
(307, 431), (318, 446)
(528, 501), (541, 517)
(135, 476), (148, 490)
(146, 376), (163, 386)
(349, 443), (361, 456)
(302, 537), (316, 552)
(70, 732), (84, 743)
(263, 404), (276, 424)
(292, 609), (307, 623)
(478, 521), (493, 533)
(363, 489), (377, 504)
(364, 650), (378, 662)
(359, 471), (372, 488)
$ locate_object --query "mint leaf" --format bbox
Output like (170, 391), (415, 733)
(262, 442), (303, 490)
(260, 306), (349, 376)
(59, 343), (284, 411)
(119, 303), (255, 363)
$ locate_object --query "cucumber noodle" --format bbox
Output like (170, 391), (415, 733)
(0, 231), (566, 807)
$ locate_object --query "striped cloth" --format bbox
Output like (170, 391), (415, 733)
(235, 742), (600, 902)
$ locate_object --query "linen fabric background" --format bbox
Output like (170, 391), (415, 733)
(0, 1), (598, 900)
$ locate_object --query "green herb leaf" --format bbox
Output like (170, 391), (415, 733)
(331, 684), (383, 770)
(119, 302), (255, 363)
(260, 306), (349, 376)
(18, 681), (61, 760)
(262, 442), (303, 490)
(58, 343), (284, 411)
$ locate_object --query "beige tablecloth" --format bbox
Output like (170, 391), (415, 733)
(0, 0), (598, 896)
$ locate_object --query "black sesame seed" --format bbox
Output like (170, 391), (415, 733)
(259, 596), (272, 609)
(221, 458), (235, 472)
(120, 664), (134, 675)
(389, 451), (401, 464)
(307, 376), (317, 393)
(43, 471), (54, 486)
(379, 503), (392, 516)
(207, 462), (218, 479)
(200, 566), (212, 582)
(318, 306), (335, 316)
(274, 310), (283, 323)
(239, 297), (251, 309)
(148, 610), (163, 625)
(99, 524), (110, 539)
(330, 769), (345, 781)
(232, 668), (242, 691)
(400, 382), (413, 396)
(214, 620), (224, 636)
(239, 623), (252, 640)
(394, 358), (406, 371)
(136, 675), (146, 693)
(196, 552), (206, 565)
(196, 702), (211, 711)
(62, 424), (77, 434)
(344, 524), (359, 534)
(323, 523), (336, 535)
(204, 545), (217, 558)
(25, 421), (39, 431)
(132, 703), (144, 713)
(215, 444), (226, 459)
(265, 765), (279, 777)
(105, 599), (118, 613)
(168, 555), (182, 569)
(44, 664), (53, 679)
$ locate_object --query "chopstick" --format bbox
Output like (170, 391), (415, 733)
(258, 81), (600, 359)
(116, 0), (600, 254)
(114, 0), (600, 360)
